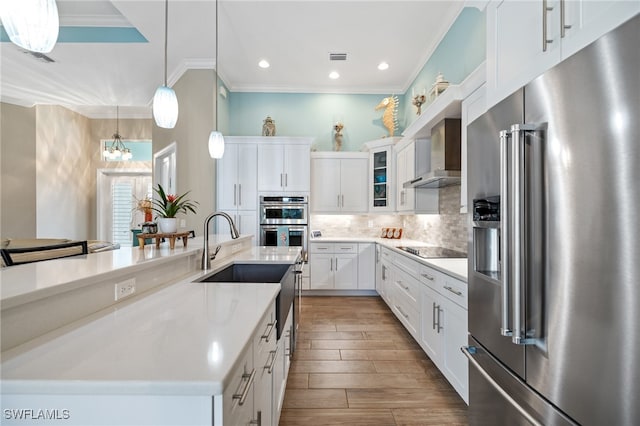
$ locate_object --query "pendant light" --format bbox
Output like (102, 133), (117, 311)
(208, 0), (224, 159)
(0, 0), (59, 53)
(152, 0), (178, 129)
(103, 106), (132, 161)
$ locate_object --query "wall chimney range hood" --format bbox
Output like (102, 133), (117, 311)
(403, 118), (461, 189)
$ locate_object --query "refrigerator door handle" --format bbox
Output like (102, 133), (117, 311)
(510, 124), (537, 346)
(462, 346), (543, 426)
(499, 130), (513, 337)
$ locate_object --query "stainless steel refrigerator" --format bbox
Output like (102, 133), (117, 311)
(464, 14), (639, 426)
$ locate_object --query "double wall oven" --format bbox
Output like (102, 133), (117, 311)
(259, 196), (308, 260)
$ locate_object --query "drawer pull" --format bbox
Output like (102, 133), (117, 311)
(340, 247), (353, 250)
(265, 345), (279, 374)
(249, 410), (262, 426)
(444, 285), (463, 297)
(261, 320), (277, 342)
(232, 368), (256, 406)
(395, 305), (409, 319)
(421, 273), (435, 281)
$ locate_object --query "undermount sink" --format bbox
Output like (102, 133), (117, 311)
(196, 263), (296, 341)
(197, 263), (290, 283)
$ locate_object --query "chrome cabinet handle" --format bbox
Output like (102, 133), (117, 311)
(232, 368), (256, 406)
(444, 285), (463, 297)
(261, 320), (277, 342)
(337, 194), (341, 208)
(238, 184), (242, 206)
(436, 305), (442, 333)
(542, 0), (554, 52)
(330, 257), (333, 271)
(560, 0), (571, 38)
(421, 273), (434, 281)
(280, 173), (284, 187)
(265, 345), (279, 374)
(382, 265), (387, 280)
(341, 194), (344, 207)
(432, 302), (437, 330)
(233, 183), (237, 206)
(335, 257), (338, 270)
(285, 173), (288, 187)
(249, 410), (262, 426)
(395, 305), (409, 319)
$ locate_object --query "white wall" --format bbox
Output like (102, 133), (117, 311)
(1, 103), (37, 239)
(35, 106), (93, 240)
(153, 69), (216, 235)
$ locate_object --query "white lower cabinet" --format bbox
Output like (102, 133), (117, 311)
(309, 243), (358, 290)
(221, 302), (285, 426)
(376, 247), (469, 404)
(357, 243), (376, 290)
(418, 264), (469, 404)
(272, 307), (293, 426)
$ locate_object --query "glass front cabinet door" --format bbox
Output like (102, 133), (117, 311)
(365, 138), (400, 213)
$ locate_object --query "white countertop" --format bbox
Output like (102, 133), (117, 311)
(310, 236), (468, 281)
(1, 280), (279, 396)
(1, 245), (301, 396)
(0, 235), (251, 309)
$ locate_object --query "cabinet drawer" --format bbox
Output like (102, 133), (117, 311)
(440, 277), (467, 310)
(418, 264), (445, 289)
(309, 243), (334, 253)
(334, 243), (357, 253)
(254, 303), (277, 357)
(391, 296), (419, 339)
(223, 342), (254, 425)
(393, 268), (420, 308)
(394, 252), (420, 276)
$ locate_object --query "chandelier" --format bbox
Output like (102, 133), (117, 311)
(103, 106), (132, 161)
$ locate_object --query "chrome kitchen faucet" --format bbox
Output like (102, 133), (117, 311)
(202, 211), (240, 270)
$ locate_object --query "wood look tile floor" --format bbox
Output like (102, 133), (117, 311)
(280, 296), (468, 425)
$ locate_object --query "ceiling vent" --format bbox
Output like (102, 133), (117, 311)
(329, 53), (347, 61)
(24, 50), (55, 63)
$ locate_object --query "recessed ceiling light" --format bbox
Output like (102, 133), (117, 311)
(378, 62), (389, 71)
(329, 71), (340, 79)
(258, 59), (270, 69)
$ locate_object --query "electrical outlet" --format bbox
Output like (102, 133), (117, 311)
(231, 243), (242, 254)
(115, 278), (136, 301)
(368, 220), (374, 228)
(180, 219), (186, 227)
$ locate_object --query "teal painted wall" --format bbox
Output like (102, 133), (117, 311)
(401, 7), (486, 130)
(229, 92), (405, 151)
(227, 7), (485, 151)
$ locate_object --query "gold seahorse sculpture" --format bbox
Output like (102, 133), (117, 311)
(375, 95), (399, 137)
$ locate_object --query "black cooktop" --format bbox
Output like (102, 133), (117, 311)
(398, 246), (467, 259)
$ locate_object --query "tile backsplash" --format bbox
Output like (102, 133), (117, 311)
(310, 186), (468, 254)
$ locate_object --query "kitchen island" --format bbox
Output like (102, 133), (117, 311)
(1, 238), (301, 425)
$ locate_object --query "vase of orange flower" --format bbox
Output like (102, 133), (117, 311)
(151, 184), (198, 233)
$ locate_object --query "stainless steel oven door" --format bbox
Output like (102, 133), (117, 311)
(260, 204), (308, 225)
(260, 225), (308, 258)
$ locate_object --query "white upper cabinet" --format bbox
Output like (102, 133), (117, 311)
(311, 153), (369, 214)
(257, 138), (312, 193)
(487, 0), (639, 107)
(217, 140), (258, 211)
(395, 141), (416, 213)
(460, 84), (487, 214)
(363, 137), (401, 213)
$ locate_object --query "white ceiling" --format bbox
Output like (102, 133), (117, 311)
(0, 0), (464, 118)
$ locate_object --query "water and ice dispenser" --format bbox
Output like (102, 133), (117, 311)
(472, 197), (501, 281)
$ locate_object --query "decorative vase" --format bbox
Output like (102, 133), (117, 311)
(157, 217), (178, 233)
(144, 209), (153, 222)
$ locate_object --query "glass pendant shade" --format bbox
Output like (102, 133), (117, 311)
(208, 131), (225, 159)
(0, 0), (59, 53)
(153, 85), (178, 129)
